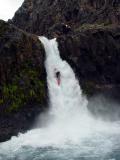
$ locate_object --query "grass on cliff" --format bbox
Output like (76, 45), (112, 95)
(0, 60), (46, 113)
(75, 23), (114, 32)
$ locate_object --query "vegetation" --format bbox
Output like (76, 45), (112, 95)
(0, 60), (46, 113)
(75, 23), (113, 32)
(83, 81), (96, 96)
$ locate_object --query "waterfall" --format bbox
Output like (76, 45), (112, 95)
(39, 37), (88, 123)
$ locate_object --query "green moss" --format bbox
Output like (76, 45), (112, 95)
(75, 23), (113, 32)
(83, 81), (96, 96)
(0, 99), (4, 105)
(0, 60), (46, 113)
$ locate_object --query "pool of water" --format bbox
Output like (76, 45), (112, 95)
(0, 122), (120, 160)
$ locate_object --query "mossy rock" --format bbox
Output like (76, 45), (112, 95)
(0, 60), (46, 113)
(0, 20), (46, 113)
(75, 23), (114, 32)
(82, 81), (97, 97)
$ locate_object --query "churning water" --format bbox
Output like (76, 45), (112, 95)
(0, 37), (120, 160)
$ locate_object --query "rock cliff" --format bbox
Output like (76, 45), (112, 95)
(11, 0), (120, 36)
(0, 20), (46, 142)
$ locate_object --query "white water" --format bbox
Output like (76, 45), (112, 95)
(0, 37), (120, 160)
(41, 37), (88, 123)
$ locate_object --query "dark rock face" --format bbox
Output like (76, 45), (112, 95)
(0, 20), (47, 142)
(58, 25), (120, 96)
(0, 20), (45, 85)
(0, 103), (45, 142)
(11, 0), (120, 36)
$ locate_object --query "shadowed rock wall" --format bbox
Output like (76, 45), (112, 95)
(11, 0), (120, 36)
